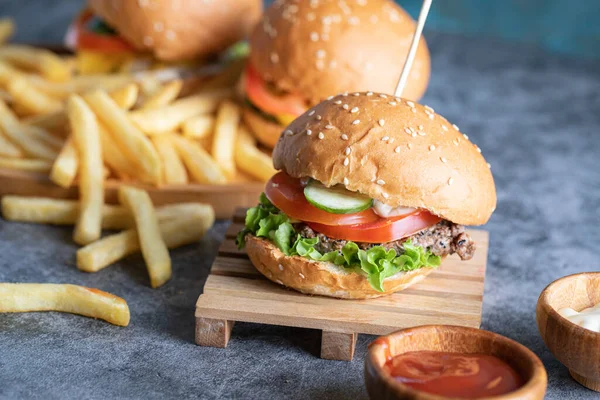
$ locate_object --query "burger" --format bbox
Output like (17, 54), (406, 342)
(65, 0), (262, 74)
(240, 0), (431, 148)
(237, 92), (496, 299)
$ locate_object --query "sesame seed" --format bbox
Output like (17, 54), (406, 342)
(389, 101), (397, 106)
(299, 273), (305, 279)
(310, 32), (319, 41)
(418, 125), (424, 130)
(316, 49), (326, 59)
(342, 104), (349, 110)
(325, 124), (334, 130)
(316, 115), (322, 121)
(270, 52), (279, 63)
(429, 145), (435, 151)
(412, 132), (417, 137)
(429, 114), (434, 120)
(424, 105), (434, 113)
(306, 129), (312, 136)
(350, 107), (359, 113)
(418, 131), (426, 136)
(342, 92), (348, 96)
(165, 30), (176, 40)
(453, 124), (460, 131)
(334, 100), (342, 105)
(476, 146), (482, 153)
(381, 136), (389, 141)
(367, 91), (373, 96)
(382, 192), (390, 199)
(388, 138), (395, 144)
(315, 60), (325, 70)
(448, 177), (454, 185)
(404, 128), (412, 134)
(376, 179), (385, 185)
(487, 163), (491, 168)
(453, 138), (460, 145)
(345, 147), (351, 155)
(442, 125), (448, 131)
(379, 119), (385, 127)
(343, 157), (349, 166)
(329, 60), (338, 69)
(407, 143), (413, 149)
(394, 146), (401, 153)
(308, 110), (315, 116)
(411, 108), (417, 113)
(463, 133), (469, 140)
(341, 134), (348, 140)
(278, 264), (284, 271)
(318, 132), (324, 139)
(379, 94), (387, 98)
(285, 130), (293, 136)
(440, 157), (447, 163)
(406, 100), (415, 107)
(326, 95), (334, 100)
(348, 16), (359, 25)
(352, 120), (360, 125)
(343, 177), (349, 185)
(276, 280), (283, 285)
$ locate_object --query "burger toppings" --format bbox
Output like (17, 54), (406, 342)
(303, 180), (372, 214)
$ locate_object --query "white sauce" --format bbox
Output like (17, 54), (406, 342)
(372, 200), (416, 218)
(558, 303), (600, 333)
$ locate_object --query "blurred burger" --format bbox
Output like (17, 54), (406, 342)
(240, 0), (431, 148)
(237, 92), (496, 299)
(65, 0), (262, 74)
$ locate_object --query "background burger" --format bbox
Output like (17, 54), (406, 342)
(66, 0), (262, 75)
(240, 0), (431, 148)
(237, 92), (496, 299)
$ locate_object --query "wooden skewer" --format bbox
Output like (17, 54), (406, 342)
(394, 0), (433, 98)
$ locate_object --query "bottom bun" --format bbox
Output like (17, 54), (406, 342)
(242, 107), (283, 149)
(245, 235), (437, 299)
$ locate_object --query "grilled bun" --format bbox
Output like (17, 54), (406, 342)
(245, 235), (435, 299)
(88, 0), (262, 61)
(273, 92), (497, 226)
(242, 108), (283, 149)
(249, 0), (430, 105)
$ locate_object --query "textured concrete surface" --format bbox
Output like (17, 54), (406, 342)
(1, 3), (600, 399)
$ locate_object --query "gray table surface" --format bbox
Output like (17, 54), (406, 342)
(1, 2), (600, 399)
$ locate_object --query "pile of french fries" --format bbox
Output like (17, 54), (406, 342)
(0, 18), (276, 187)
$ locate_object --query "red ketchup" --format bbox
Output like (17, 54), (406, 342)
(383, 350), (524, 398)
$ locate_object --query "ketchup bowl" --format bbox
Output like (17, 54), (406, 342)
(365, 325), (547, 400)
(537, 272), (600, 392)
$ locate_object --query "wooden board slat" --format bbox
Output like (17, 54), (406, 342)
(196, 208), (490, 359)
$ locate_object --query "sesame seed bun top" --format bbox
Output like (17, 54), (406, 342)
(88, 0), (262, 61)
(272, 92), (497, 226)
(249, 0), (430, 106)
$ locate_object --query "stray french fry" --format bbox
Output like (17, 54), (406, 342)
(129, 89), (231, 135)
(29, 74), (131, 99)
(1, 196), (209, 230)
(69, 95), (103, 245)
(212, 101), (239, 179)
(0, 283), (130, 326)
(152, 135), (188, 185)
(6, 76), (63, 115)
(77, 206), (215, 273)
(0, 18), (15, 44)
(49, 136), (78, 188)
(98, 123), (137, 180)
(170, 134), (227, 184)
(0, 129), (22, 157)
(118, 186), (171, 288)
(141, 79), (182, 109)
(109, 83), (139, 110)
(182, 115), (214, 139)
(84, 90), (161, 185)
(235, 126), (277, 182)
(0, 45), (71, 82)
(0, 157), (51, 172)
(0, 99), (57, 160)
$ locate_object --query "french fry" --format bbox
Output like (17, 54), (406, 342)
(182, 115), (214, 139)
(170, 134), (227, 184)
(129, 89), (231, 135)
(1, 196), (209, 230)
(0, 129), (22, 157)
(98, 123), (137, 180)
(0, 18), (15, 45)
(6, 76), (63, 115)
(49, 136), (78, 188)
(0, 283), (130, 326)
(0, 100), (57, 160)
(0, 45), (71, 82)
(109, 83), (139, 110)
(77, 206), (215, 273)
(235, 126), (277, 182)
(151, 135), (188, 185)
(212, 101), (239, 179)
(141, 79), (182, 109)
(68, 95), (103, 245)
(84, 90), (161, 185)
(25, 125), (63, 149)
(118, 186), (171, 288)
(0, 60), (22, 87)
(0, 87), (11, 102)
(0, 157), (51, 172)
(29, 74), (131, 99)
(24, 111), (69, 136)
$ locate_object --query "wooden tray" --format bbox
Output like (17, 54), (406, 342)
(0, 169), (263, 219)
(195, 208), (489, 361)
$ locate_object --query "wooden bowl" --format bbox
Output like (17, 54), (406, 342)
(365, 325), (547, 400)
(537, 272), (600, 391)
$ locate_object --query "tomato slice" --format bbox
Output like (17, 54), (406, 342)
(265, 172), (380, 226)
(306, 211), (442, 243)
(245, 64), (306, 119)
(67, 9), (135, 53)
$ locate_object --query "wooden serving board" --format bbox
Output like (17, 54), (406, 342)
(195, 208), (489, 361)
(0, 169), (263, 219)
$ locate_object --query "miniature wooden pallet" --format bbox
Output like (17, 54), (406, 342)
(195, 208), (489, 361)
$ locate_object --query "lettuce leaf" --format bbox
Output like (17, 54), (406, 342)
(237, 194), (441, 292)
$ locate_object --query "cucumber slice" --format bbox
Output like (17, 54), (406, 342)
(304, 180), (373, 214)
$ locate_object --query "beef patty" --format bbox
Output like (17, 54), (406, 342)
(294, 220), (475, 260)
